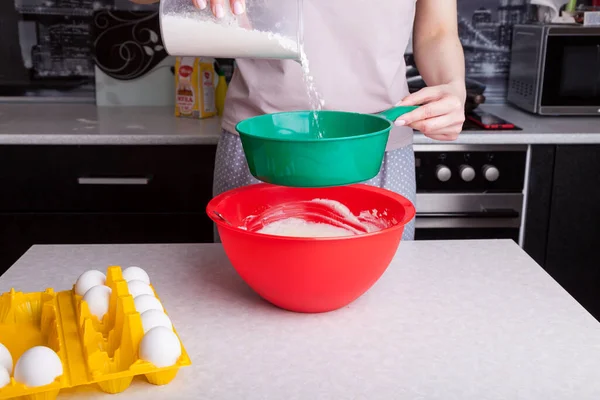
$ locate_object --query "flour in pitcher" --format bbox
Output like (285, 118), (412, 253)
(162, 14), (299, 59)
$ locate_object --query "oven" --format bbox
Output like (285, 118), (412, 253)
(413, 145), (527, 242)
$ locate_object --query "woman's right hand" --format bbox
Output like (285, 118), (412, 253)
(193, 0), (246, 17)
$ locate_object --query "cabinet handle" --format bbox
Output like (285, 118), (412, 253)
(77, 177), (151, 185)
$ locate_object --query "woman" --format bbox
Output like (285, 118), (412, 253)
(136, 0), (466, 240)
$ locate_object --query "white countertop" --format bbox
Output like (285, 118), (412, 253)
(414, 105), (600, 145)
(1, 240), (600, 399)
(0, 105), (222, 145)
(0, 104), (599, 145)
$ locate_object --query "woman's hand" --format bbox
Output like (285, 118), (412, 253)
(129, 0), (245, 17)
(395, 81), (466, 141)
(192, 0), (246, 17)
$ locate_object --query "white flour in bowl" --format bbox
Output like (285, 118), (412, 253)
(162, 14), (299, 59)
(251, 199), (391, 238)
(257, 217), (355, 238)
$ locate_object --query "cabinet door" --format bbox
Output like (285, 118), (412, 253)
(0, 145), (216, 213)
(523, 145), (555, 267)
(0, 213), (213, 277)
(545, 145), (600, 319)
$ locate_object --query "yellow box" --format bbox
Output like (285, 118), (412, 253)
(175, 57), (217, 119)
(0, 267), (191, 400)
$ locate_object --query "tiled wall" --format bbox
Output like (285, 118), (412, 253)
(0, 0), (159, 102)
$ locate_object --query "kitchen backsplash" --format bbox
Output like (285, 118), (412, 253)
(0, 0), (97, 101)
(0, 0), (166, 103)
(1, 0), (542, 104)
(92, 8), (175, 106)
(458, 0), (535, 103)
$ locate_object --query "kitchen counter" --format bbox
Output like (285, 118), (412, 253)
(0, 103), (599, 145)
(1, 240), (600, 399)
(414, 104), (600, 145)
(0, 105), (222, 145)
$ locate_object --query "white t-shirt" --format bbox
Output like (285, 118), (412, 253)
(222, 0), (417, 150)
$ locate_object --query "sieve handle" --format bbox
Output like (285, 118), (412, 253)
(376, 106), (419, 122)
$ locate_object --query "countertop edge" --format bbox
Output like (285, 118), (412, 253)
(413, 132), (600, 145)
(0, 134), (221, 145)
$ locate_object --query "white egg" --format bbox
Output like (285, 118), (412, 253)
(134, 294), (164, 314)
(14, 346), (63, 387)
(0, 367), (10, 389)
(0, 343), (12, 374)
(122, 266), (150, 285)
(82, 285), (112, 320)
(74, 270), (106, 296)
(141, 309), (173, 333)
(127, 280), (154, 298)
(139, 326), (182, 368)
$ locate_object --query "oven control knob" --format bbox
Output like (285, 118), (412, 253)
(436, 165), (452, 182)
(483, 164), (500, 182)
(459, 165), (476, 182)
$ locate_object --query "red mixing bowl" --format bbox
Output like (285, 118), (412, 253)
(206, 184), (415, 313)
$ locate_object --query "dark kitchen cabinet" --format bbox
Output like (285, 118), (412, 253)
(524, 145), (600, 321)
(0, 145), (216, 276)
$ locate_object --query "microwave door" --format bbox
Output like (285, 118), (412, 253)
(540, 35), (600, 115)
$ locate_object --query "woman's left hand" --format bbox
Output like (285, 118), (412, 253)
(394, 81), (466, 141)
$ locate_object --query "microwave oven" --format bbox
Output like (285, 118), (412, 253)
(507, 24), (600, 116)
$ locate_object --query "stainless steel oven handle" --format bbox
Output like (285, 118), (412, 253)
(77, 177), (151, 185)
(415, 217), (520, 229)
(416, 209), (520, 219)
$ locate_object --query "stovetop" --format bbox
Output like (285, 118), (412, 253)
(461, 111), (522, 131)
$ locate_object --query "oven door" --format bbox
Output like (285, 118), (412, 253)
(414, 193), (522, 242)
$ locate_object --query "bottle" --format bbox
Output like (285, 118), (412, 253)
(215, 66), (228, 117)
(174, 57), (217, 119)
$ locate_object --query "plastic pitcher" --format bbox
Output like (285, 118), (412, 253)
(159, 0), (303, 60)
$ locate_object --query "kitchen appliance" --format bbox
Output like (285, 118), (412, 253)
(508, 24), (600, 115)
(461, 110), (521, 131)
(414, 145), (527, 242)
(206, 183), (415, 313)
(466, 109), (517, 130)
(236, 106), (417, 188)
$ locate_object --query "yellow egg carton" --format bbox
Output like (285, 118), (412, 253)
(0, 266), (191, 400)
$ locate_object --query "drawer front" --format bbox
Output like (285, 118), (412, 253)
(0, 145), (216, 213)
